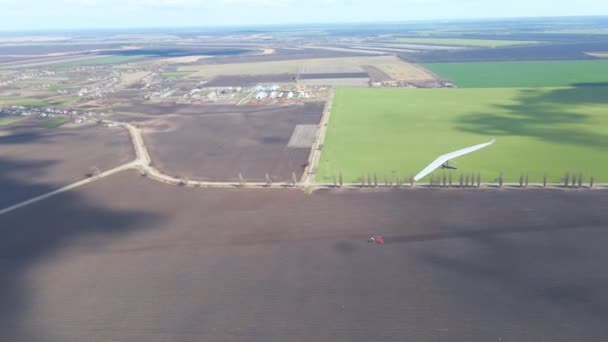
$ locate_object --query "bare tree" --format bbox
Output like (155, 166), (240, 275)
(374, 173), (378, 187)
(292, 172), (297, 187)
(498, 171), (504, 188)
(333, 174), (337, 188)
(590, 175), (595, 189)
(564, 172), (570, 188)
(459, 174), (463, 188)
(465, 174), (469, 188)
(448, 173), (453, 187)
(543, 173), (547, 188)
(367, 173), (372, 188)
(409, 175), (414, 187)
(477, 172), (481, 188)
(339, 172), (343, 188)
(238, 172), (245, 187)
(524, 173), (529, 188)
(578, 172), (583, 188)
(396, 173), (401, 187)
(265, 173), (272, 187)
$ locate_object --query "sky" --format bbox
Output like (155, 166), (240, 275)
(0, 0), (607, 31)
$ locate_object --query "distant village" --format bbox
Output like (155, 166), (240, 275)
(0, 105), (103, 125)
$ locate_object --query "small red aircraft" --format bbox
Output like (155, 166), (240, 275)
(368, 235), (384, 245)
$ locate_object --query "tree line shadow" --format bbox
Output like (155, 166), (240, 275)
(0, 156), (163, 341)
(456, 84), (608, 149)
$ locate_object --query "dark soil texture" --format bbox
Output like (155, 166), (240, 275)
(404, 40), (608, 63)
(1, 171), (608, 341)
(299, 72), (370, 79)
(0, 121), (134, 208)
(143, 103), (324, 182)
(205, 74), (297, 87)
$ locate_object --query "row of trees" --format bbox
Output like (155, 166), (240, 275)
(236, 172), (300, 187)
(228, 171), (599, 189)
(326, 171), (599, 189)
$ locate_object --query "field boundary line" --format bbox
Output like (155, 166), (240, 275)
(300, 88), (334, 186)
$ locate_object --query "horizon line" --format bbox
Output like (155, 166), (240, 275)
(0, 14), (607, 34)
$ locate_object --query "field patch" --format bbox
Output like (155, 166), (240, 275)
(0, 122), (133, 208)
(425, 60), (608, 87)
(181, 56), (435, 82)
(0, 96), (49, 107)
(205, 74), (295, 87)
(160, 71), (192, 80)
(41, 118), (70, 128)
(317, 87), (608, 183)
(0, 116), (24, 126)
(397, 38), (541, 47)
(50, 55), (148, 68)
(142, 103), (324, 182)
(287, 125), (318, 148)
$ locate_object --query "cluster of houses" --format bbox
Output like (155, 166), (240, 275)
(0, 105), (97, 123)
(0, 70), (56, 88)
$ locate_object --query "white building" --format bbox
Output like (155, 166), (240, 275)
(255, 92), (268, 99)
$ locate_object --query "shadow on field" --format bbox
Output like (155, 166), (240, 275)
(0, 125), (75, 145)
(0, 157), (162, 342)
(415, 223), (608, 319)
(457, 85), (608, 148)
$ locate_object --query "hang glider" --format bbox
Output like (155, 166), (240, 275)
(414, 139), (495, 182)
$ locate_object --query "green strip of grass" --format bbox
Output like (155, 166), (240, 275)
(161, 71), (192, 79)
(396, 37), (540, 47)
(317, 87), (608, 183)
(41, 117), (70, 128)
(51, 55), (149, 68)
(49, 96), (80, 105)
(424, 60), (608, 88)
(0, 97), (49, 107)
(0, 116), (24, 126)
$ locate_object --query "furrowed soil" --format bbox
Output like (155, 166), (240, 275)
(143, 103), (324, 182)
(1, 170), (608, 341)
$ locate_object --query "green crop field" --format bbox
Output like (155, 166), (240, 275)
(317, 87), (608, 184)
(424, 60), (608, 88)
(396, 37), (540, 47)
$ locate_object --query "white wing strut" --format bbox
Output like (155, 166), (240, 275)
(414, 139), (495, 181)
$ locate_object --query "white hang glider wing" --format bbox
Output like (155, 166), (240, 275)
(414, 139), (495, 181)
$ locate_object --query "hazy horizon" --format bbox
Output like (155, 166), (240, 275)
(1, 0), (608, 32)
